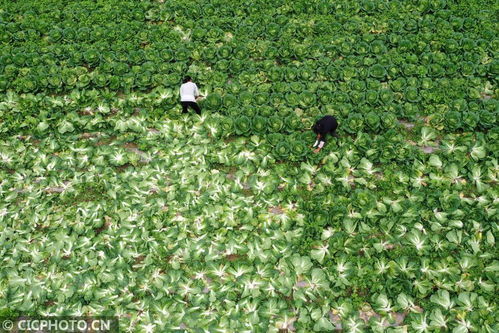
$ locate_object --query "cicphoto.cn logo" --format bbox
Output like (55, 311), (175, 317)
(1, 317), (119, 332)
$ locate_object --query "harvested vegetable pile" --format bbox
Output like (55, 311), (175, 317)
(0, 0), (497, 331)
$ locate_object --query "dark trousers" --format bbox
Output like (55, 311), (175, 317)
(181, 101), (201, 115)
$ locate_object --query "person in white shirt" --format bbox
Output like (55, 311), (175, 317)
(179, 76), (202, 114)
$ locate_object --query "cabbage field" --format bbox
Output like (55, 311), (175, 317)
(0, 0), (498, 332)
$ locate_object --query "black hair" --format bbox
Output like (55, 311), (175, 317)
(183, 76), (192, 83)
(312, 122), (322, 134)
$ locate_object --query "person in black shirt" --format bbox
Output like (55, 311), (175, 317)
(311, 115), (338, 153)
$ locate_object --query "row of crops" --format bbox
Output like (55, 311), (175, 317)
(1, 0), (498, 332)
(1, 87), (497, 138)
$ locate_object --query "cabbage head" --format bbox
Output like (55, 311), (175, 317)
(345, 113), (364, 133)
(252, 116), (268, 134)
(274, 141), (290, 159)
(365, 112), (380, 131)
(235, 115), (251, 135)
(369, 64), (386, 79)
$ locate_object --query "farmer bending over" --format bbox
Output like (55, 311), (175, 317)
(312, 115), (338, 153)
(180, 76), (202, 115)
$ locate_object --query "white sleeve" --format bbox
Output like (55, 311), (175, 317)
(313, 140), (319, 148)
(194, 84), (200, 97)
(318, 141), (325, 148)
